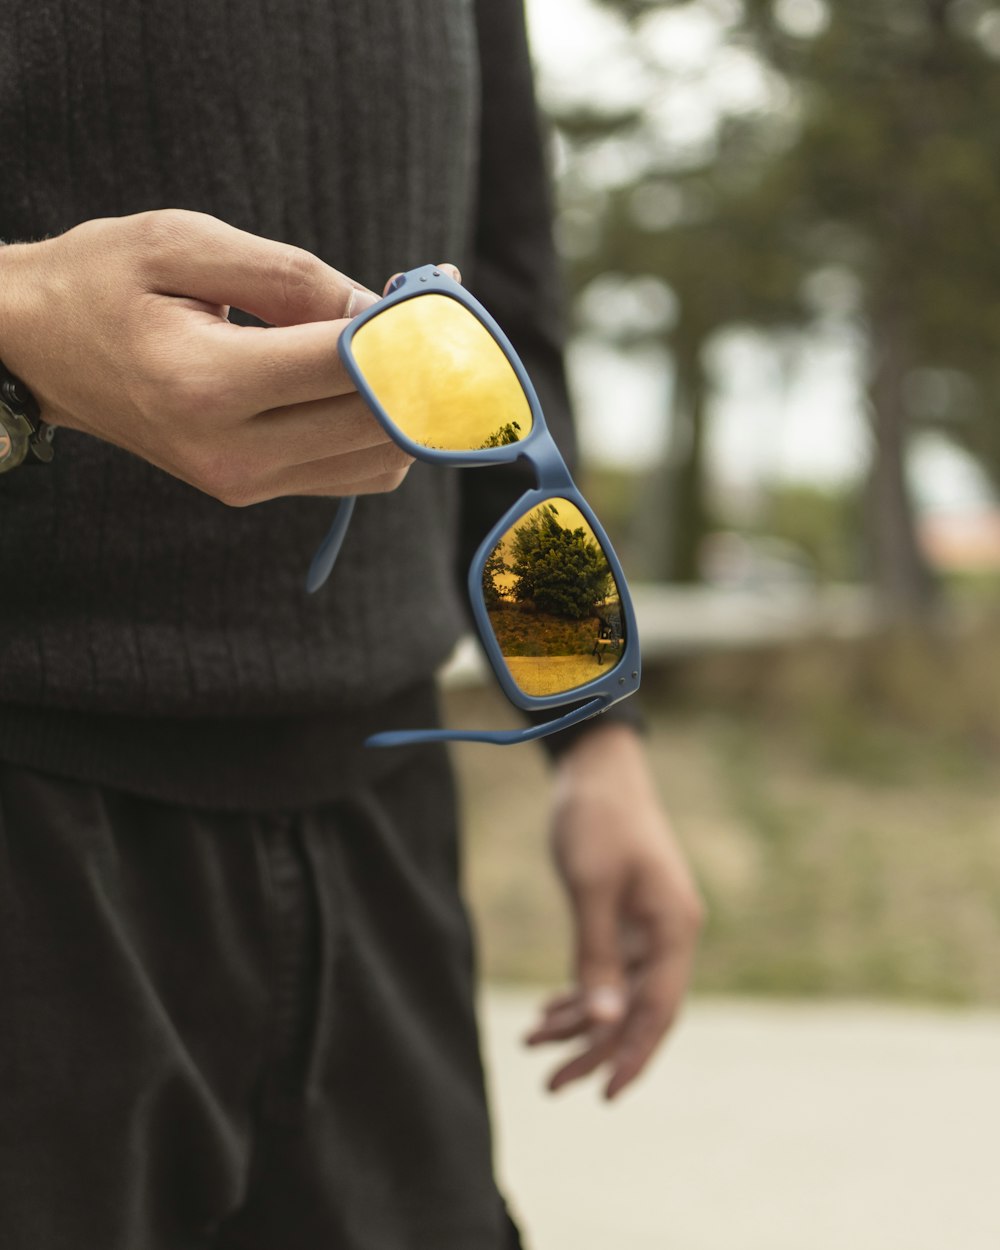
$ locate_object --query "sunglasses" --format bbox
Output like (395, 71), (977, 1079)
(307, 265), (640, 747)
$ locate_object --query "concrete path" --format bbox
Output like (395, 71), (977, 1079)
(481, 991), (1000, 1250)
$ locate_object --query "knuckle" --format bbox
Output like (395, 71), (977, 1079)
(271, 245), (324, 312)
(133, 207), (210, 251)
(212, 474), (259, 507)
(376, 441), (414, 475)
(370, 465), (411, 494)
(129, 209), (224, 282)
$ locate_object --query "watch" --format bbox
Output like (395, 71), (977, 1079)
(0, 359), (55, 473)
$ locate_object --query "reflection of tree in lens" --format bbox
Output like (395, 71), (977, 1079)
(481, 544), (509, 608)
(482, 499), (625, 697)
(509, 503), (612, 619)
(478, 420), (522, 450)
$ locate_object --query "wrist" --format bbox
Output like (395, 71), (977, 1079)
(0, 243), (38, 389)
(557, 720), (646, 770)
(553, 721), (659, 807)
(0, 247), (56, 471)
(0, 242), (27, 352)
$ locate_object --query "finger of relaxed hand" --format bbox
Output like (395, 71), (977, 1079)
(525, 1002), (591, 1046)
(547, 1031), (621, 1093)
(146, 212), (377, 326)
(527, 1010), (612, 1050)
(523, 990), (587, 1044)
(603, 1002), (676, 1100)
(539, 989), (583, 1014)
(603, 950), (692, 1100)
(571, 881), (628, 1025)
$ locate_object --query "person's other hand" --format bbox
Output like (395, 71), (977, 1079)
(525, 722), (704, 1099)
(0, 210), (454, 503)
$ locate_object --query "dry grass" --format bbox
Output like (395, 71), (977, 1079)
(447, 634), (1000, 1003)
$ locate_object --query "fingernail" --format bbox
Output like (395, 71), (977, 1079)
(345, 287), (378, 318)
(588, 986), (626, 1022)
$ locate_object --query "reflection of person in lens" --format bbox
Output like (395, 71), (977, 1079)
(0, 2), (703, 1247)
(593, 609), (624, 665)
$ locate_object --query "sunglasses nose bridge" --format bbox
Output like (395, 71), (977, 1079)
(528, 433), (575, 494)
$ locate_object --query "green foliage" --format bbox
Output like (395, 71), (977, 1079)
(481, 545), (508, 608)
(509, 505), (613, 619)
(478, 420), (523, 449)
(486, 605), (602, 657)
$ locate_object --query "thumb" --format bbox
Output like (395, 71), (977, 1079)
(571, 879), (628, 1025)
(143, 209), (378, 326)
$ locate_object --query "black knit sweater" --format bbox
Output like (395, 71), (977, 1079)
(0, 0), (599, 807)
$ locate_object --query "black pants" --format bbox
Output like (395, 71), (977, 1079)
(0, 750), (523, 1250)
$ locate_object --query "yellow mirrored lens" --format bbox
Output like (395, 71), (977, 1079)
(481, 498), (625, 697)
(350, 294), (532, 450)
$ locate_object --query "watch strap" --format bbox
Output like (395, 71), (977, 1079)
(0, 359), (55, 470)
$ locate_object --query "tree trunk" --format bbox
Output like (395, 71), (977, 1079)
(865, 302), (938, 619)
(635, 331), (709, 582)
(671, 336), (709, 583)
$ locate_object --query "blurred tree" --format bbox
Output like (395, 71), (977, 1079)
(548, 0), (1000, 616)
(737, 0), (1000, 612)
(555, 164), (806, 579)
(584, 160), (808, 581)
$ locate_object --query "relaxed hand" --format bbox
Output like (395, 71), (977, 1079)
(525, 723), (704, 1099)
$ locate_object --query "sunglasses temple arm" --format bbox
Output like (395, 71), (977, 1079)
(365, 698), (610, 748)
(306, 495), (358, 593)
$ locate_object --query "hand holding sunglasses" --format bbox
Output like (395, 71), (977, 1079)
(308, 265), (641, 748)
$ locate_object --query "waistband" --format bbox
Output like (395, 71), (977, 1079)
(0, 681), (442, 812)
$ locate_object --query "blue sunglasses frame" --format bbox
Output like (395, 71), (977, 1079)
(307, 264), (641, 748)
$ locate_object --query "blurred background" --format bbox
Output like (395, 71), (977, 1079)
(453, 1), (1000, 1246)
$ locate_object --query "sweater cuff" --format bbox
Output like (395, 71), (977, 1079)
(533, 693), (646, 763)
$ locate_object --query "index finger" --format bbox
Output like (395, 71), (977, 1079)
(145, 210), (377, 327)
